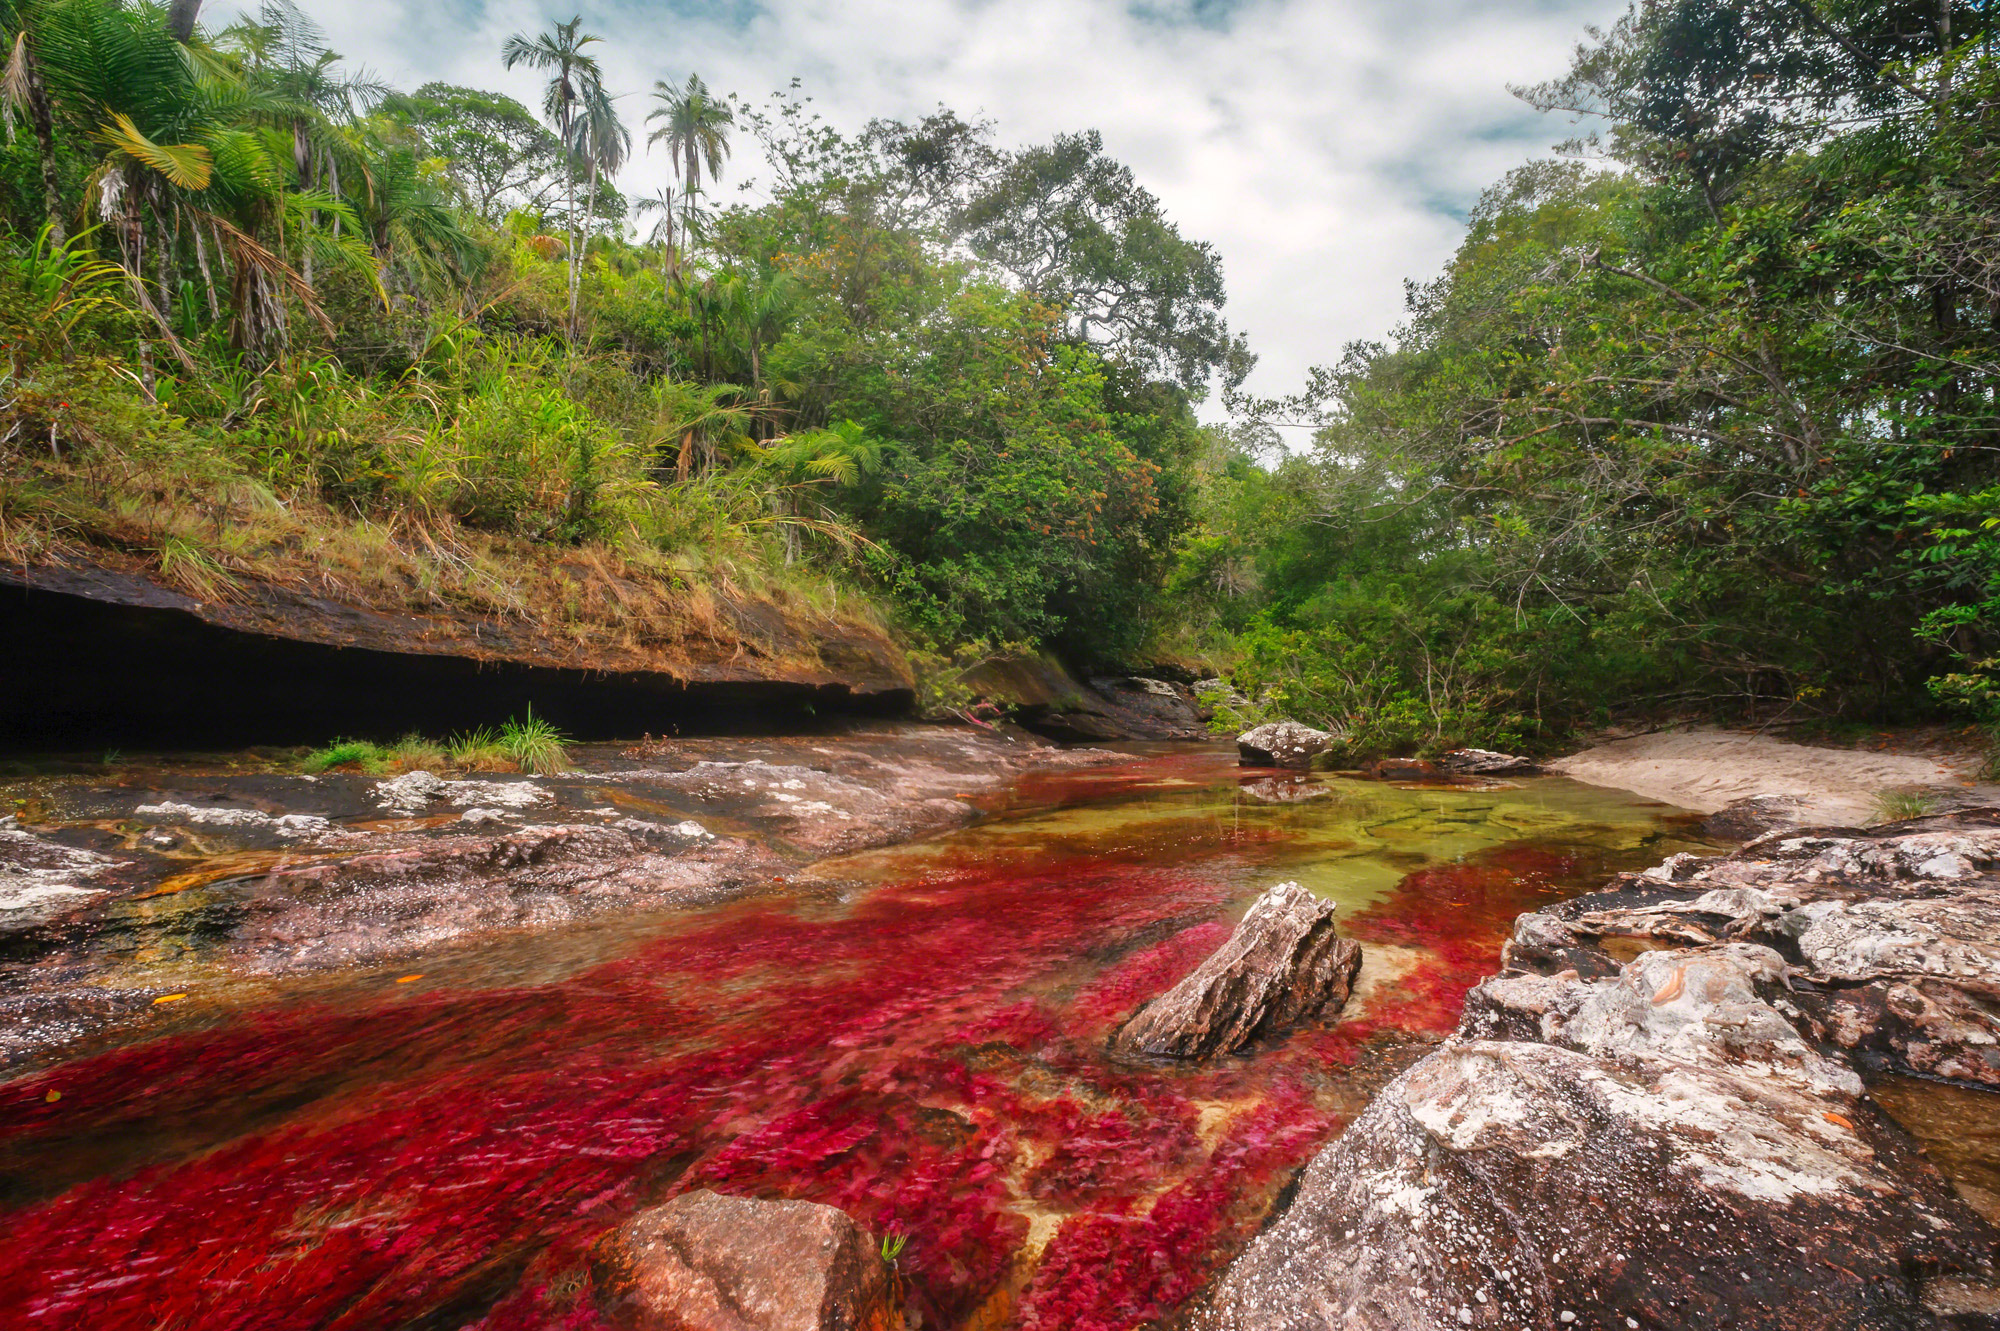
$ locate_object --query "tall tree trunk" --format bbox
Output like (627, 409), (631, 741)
(166, 0), (201, 43)
(17, 34), (64, 242)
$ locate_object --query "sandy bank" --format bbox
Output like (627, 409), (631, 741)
(1550, 727), (1997, 826)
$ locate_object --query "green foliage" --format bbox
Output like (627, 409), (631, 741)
(1872, 790), (1941, 825)
(499, 706), (570, 774)
(301, 738), (386, 774)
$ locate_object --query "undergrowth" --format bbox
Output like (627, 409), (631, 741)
(301, 713), (571, 776)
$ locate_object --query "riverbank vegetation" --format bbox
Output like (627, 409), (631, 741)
(0, 0), (1996, 759)
(1192, 0), (2000, 757)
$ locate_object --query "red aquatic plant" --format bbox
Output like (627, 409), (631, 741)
(0, 758), (1668, 1331)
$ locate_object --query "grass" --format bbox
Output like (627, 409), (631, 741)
(1871, 789), (1941, 824)
(300, 713), (570, 776)
(499, 706), (570, 775)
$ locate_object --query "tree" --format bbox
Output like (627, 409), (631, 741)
(568, 76), (628, 324)
(501, 14), (603, 335)
(959, 130), (1251, 396)
(645, 73), (731, 263)
(1, 0), (71, 240)
(377, 83), (561, 223)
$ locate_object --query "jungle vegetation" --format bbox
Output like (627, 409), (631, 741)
(0, 0), (1995, 757)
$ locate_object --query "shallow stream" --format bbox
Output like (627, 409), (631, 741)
(1, 747), (1723, 1329)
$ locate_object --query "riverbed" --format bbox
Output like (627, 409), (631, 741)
(1, 740), (1720, 1329)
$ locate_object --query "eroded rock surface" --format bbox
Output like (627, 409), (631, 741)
(1505, 818), (2000, 1087)
(1237, 722), (1339, 769)
(1196, 1037), (1991, 1331)
(595, 1190), (899, 1331)
(1193, 817), (2000, 1331)
(0, 723), (1120, 1069)
(1114, 880), (1360, 1059)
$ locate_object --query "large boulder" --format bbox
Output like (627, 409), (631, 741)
(1236, 721), (1339, 769)
(1196, 938), (1997, 1329)
(1114, 881), (1360, 1060)
(595, 1190), (900, 1331)
(1193, 1038), (1994, 1331)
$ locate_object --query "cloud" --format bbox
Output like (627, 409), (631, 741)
(296, 0), (1621, 412)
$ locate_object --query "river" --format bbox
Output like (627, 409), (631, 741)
(1, 743), (1720, 1329)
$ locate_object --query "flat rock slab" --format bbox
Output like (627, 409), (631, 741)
(597, 1190), (899, 1331)
(1114, 880), (1360, 1059)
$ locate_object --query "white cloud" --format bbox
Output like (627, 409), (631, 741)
(289, 0), (1621, 413)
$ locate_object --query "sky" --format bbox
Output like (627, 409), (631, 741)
(289, 0), (1623, 411)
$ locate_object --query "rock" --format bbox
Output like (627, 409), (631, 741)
(0, 827), (115, 930)
(1504, 823), (2000, 1089)
(1237, 721), (1338, 769)
(1195, 839), (2000, 1331)
(1437, 748), (1540, 776)
(1193, 1038), (1994, 1331)
(1114, 881), (1360, 1059)
(375, 770), (450, 813)
(595, 1190), (899, 1331)
(1703, 795), (1806, 840)
(1362, 757), (1443, 782)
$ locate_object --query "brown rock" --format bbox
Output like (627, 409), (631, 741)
(1437, 748), (1541, 776)
(596, 1190), (899, 1331)
(1114, 881), (1360, 1060)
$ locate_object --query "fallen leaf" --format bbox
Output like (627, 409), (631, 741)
(152, 993), (187, 1005)
(396, 974), (423, 984)
(44, 1090), (60, 1103)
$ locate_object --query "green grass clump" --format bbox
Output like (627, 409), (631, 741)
(298, 709), (568, 776)
(447, 726), (510, 770)
(1872, 789), (1940, 824)
(499, 706), (570, 775)
(385, 732), (449, 770)
(303, 739), (387, 774)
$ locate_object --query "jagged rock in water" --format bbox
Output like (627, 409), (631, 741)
(595, 1190), (900, 1331)
(1236, 722), (1339, 769)
(1114, 880), (1360, 1059)
(1437, 748), (1541, 776)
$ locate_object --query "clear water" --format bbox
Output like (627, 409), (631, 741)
(0, 748), (1714, 1330)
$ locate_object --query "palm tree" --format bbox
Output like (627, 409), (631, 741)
(632, 183), (680, 286)
(645, 74), (730, 262)
(567, 79), (627, 327)
(501, 14), (603, 334)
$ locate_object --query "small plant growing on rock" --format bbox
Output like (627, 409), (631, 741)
(499, 706), (570, 774)
(448, 726), (511, 771)
(1871, 789), (1940, 824)
(303, 739), (387, 774)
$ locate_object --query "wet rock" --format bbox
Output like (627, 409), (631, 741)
(1362, 757), (1443, 782)
(0, 827), (116, 930)
(1237, 722), (1339, 769)
(1114, 880), (1360, 1059)
(596, 1189), (899, 1331)
(1194, 1037), (1994, 1331)
(1438, 748), (1540, 776)
(1088, 676), (1206, 738)
(133, 802), (332, 837)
